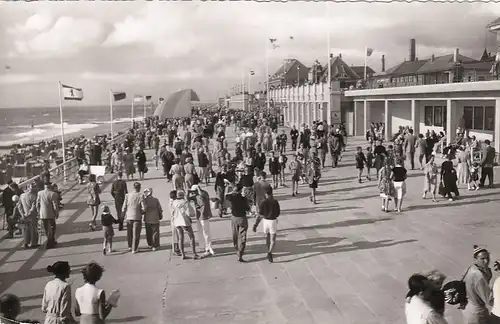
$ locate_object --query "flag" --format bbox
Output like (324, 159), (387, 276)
(145, 95), (152, 101)
(366, 48), (374, 57)
(290, 36), (294, 40)
(112, 91), (126, 102)
(250, 70), (255, 76)
(61, 84), (83, 101)
(272, 44), (280, 50)
(133, 95), (144, 103)
(269, 38), (277, 44)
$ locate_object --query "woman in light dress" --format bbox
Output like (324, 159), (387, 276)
(183, 157), (198, 189)
(42, 261), (75, 324)
(456, 146), (470, 186)
(170, 158), (185, 191)
(75, 262), (113, 324)
(122, 148), (136, 180)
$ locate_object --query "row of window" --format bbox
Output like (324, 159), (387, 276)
(424, 105), (495, 131)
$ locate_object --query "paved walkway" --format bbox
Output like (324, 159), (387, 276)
(1, 129), (500, 324)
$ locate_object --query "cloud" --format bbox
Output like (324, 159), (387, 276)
(80, 70), (205, 84)
(0, 73), (40, 85)
(7, 12), (53, 35)
(9, 16), (107, 58)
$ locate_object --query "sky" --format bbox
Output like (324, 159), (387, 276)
(0, 1), (499, 108)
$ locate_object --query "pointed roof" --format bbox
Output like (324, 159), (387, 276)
(319, 56), (360, 82)
(153, 89), (200, 119)
(350, 66), (376, 80)
(480, 48), (493, 62)
(384, 60), (428, 76)
(270, 59), (309, 81)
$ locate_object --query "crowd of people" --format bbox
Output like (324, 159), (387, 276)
(0, 102), (498, 323)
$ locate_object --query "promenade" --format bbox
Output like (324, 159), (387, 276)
(1, 129), (500, 324)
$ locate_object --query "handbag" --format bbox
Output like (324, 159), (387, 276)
(438, 181), (446, 197)
(443, 266), (472, 309)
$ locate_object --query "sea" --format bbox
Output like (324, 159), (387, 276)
(0, 105), (153, 147)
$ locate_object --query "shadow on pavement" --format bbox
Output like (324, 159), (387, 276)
(107, 316), (147, 323)
(246, 237), (418, 263)
(281, 206), (361, 215)
(280, 217), (393, 232)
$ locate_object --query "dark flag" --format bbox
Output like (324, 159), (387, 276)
(145, 95), (152, 101)
(113, 92), (126, 102)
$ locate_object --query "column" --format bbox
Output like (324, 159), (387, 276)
(363, 100), (371, 136)
(312, 102), (317, 122)
(301, 103), (306, 126)
(295, 102), (299, 127)
(411, 99), (421, 135)
(354, 101), (365, 136)
(384, 100), (392, 141)
(307, 103), (312, 125)
(446, 99), (457, 145)
(494, 98), (500, 156)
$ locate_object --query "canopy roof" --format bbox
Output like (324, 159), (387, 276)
(153, 89), (200, 119)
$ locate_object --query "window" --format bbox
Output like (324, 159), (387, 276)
(464, 106), (495, 131)
(434, 106), (443, 126)
(463, 106), (473, 129)
(485, 107), (495, 131)
(478, 76), (485, 81)
(425, 106), (434, 126)
(473, 106), (484, 130)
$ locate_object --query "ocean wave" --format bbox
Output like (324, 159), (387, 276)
(2, 122), (100, 146)
(98, 117), (137, 125)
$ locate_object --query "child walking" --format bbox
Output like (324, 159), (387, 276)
(366, 147), (374, 181)
(468, 162), (480, 190)
(101, 205), (118, 255)
(278, 153), (288, 187)
(355, 146), (367, 183)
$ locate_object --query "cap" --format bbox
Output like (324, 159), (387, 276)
(190, 184), (200, 191)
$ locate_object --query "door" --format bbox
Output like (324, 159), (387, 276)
(347, 111), (354, 136)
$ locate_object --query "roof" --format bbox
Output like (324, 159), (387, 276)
(416, 54), (477, 74)
(270, 59), (309, 81)
(350, 66), (376, 79)
(153, 89), (199, 119)
(319, 56), (360, 81)
(384, 60), (428, 76)
(487, 17), (500, 28)
(462, 61), (495, 70)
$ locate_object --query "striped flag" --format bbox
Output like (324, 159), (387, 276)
(113, 92), (126, 102)
(133, 95), (144, 103)
(61, 84), (83, 101)
(366, 48), (374, 57)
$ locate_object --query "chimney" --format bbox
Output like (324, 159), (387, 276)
(381, 55), (385, 72)
(431, 54), (435, 63)
(409, 38), (416, 62)
(339, 53), (342, 59)
(453, 48), (459, 62)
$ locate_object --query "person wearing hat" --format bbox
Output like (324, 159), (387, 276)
(462, 245), (493, 323)
(141, 188), (163, 251)
(42, 261), (74, 323)
(111, 171), (127, 231)
(190, 184), (214, 257)
(37, 181), (59, 249)
(18, 184), (39, 248)
(122, 182), (144, 254)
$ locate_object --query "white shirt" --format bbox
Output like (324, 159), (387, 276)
(405, 296), (448, 324)
(75, 283), (103, 315)
(492, 276), (500, 316)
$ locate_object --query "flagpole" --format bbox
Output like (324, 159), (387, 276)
(143, 96), (146, 120)
(131, 100), (134, 128)
(364, 46), (368, 82)
(327, 2), (332, 127)
(109, 90), (114, 141)
(57, 81), (67, 182)
(266, 38), (270, 111)
(248, 72), (252, 98)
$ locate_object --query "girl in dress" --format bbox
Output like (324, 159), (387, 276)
(468, 162), (480, 191)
